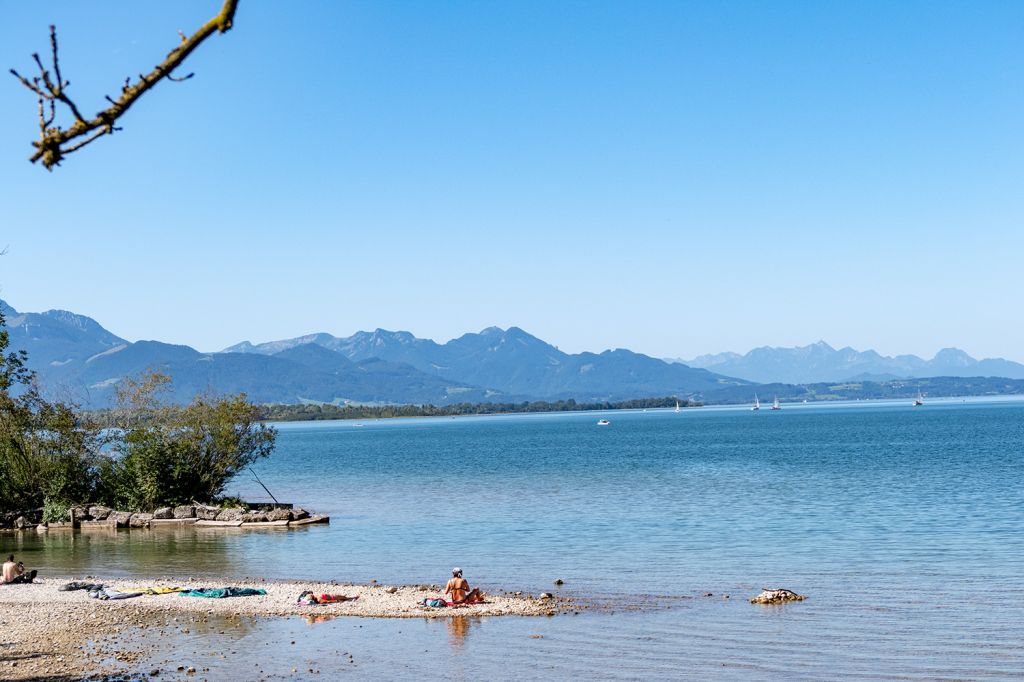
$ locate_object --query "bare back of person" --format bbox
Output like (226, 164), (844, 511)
(445, 577), (469, 602)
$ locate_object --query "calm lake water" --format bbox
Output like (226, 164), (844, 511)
(5, 398), (1024, 679)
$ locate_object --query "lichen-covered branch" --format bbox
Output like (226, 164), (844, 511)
(10, 0), (239, 170)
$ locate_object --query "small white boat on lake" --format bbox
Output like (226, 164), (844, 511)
(597, 419), (611, 426)
(751, 394), (760, 411)
(913, 391), (924, 406)
(674, 400), (681, 413)
(771, 396), (781, 411)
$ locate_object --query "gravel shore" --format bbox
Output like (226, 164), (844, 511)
(0, 577), (564, 680)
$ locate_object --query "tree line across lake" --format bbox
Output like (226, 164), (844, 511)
(256, 397), (702, 422)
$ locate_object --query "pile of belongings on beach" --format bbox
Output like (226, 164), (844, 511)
(297, 590), (358, 605)
(60, 581), (267, 600)
(60, 581), (185, 601)
(179, 587), (267, 598)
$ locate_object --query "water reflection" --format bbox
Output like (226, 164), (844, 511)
(446, 616), (476, 651)
(0, 525), (330, 579)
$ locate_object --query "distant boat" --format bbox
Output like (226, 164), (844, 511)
(751, 394), (760, 411)
(771, 396), (781, 411)
(597, 419), (611, 426)
(674, 400), (681, 413)
(913, 391), (924, 407)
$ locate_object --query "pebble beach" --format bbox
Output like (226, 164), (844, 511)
(0, 577), (564, 680)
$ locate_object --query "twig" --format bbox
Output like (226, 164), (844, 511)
(10, 0), (239, 170)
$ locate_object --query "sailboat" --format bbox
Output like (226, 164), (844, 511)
(771, 396), (781, 411)
(674, 400), (681, 413)
(751, 394), (760, 411)
(913, 391), (924, 407)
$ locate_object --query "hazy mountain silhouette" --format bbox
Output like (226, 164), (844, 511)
(680, 341), (1024, 383)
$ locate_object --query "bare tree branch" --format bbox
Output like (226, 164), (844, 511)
(10, 0), (239, 170)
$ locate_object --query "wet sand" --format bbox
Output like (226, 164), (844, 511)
(0, 577), (564, 680)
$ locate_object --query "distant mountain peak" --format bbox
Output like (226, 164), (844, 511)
(684, 342), (1024, 383)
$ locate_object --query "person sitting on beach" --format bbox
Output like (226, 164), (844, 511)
(2, 555), (37, 584)
(444, 567), (484, 604)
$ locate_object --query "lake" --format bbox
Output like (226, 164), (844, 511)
(5, 398), (1024, 679)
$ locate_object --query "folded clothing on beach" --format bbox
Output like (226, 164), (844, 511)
(179, 587), (267, 599)
(89, 588), (144, 600)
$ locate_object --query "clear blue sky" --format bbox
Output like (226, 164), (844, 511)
(1, 1), (1021, 360)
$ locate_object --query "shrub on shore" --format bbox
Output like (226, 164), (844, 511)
(0, 311), (276, 516)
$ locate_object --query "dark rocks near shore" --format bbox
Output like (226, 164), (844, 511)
(88, 505), (113, 520)
(215, 508), (245, 522)
(173, 505), (196, 519)
(266, 508), (289, 521)
(195, 504), (220, 520)
(2, 501), (325, 530)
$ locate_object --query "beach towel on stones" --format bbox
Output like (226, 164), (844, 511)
(124, 586), (184, 595)
(89, 588), (144, 600)
(60, 581), (104, 592)
(179, 587), (268, 598)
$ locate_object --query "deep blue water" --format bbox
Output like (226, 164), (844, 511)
(6, 398), (1024, 679)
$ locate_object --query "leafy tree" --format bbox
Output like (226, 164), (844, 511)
(0, 310), (100, 513)
(98, 371), (276, 510)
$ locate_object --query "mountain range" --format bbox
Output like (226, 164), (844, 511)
(678, 341), (1024, 383)
(0, 300), (742, 407)
(5, 298), (1021, 408)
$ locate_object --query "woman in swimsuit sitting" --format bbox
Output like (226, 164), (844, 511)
(444, 567), (484, 604)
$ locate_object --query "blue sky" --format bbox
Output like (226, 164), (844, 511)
(1, 1), (1021, 360)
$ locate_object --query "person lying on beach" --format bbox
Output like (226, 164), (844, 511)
(444, 567), (484, 604)
(297, 591), (359, 605)
(2, 555), (37, 584)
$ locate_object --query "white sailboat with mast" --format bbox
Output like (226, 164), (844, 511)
(771, 396), (781, 410)
(674, 399), (681, 413)
(751, 394), (760, 411)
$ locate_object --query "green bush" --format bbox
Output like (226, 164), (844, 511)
(1, 313), (277, 515)
(96, 373), (276, 511)
(42, 497), (70, 524)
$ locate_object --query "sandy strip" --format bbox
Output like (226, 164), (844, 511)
(0, 577), (565, 680)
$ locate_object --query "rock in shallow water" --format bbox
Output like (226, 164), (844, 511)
(749, 588), (805, 605)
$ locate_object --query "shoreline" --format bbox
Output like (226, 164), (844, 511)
(265, 392), (1024, 425)
(0, 576), (565, 679)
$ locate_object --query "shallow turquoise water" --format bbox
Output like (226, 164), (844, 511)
(6, 399), (1024, 679)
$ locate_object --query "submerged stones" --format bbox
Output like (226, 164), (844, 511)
(749, 588), (805, 605)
